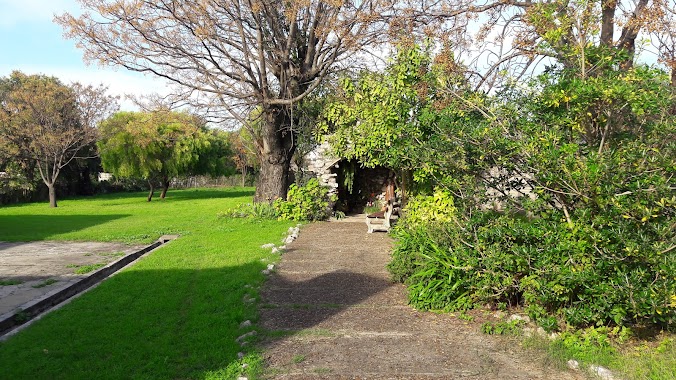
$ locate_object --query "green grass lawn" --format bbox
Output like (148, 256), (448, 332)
(0, 188), (293, 379)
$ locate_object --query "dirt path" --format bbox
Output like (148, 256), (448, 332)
(259, 220), (583, 379)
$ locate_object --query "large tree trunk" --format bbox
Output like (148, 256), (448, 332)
(160, 177), (170, 199)
(47, 183), (57, 208)
(147, 181), (155, 202)
(600, 0), (616, 47)
(254, 105), (296, 203)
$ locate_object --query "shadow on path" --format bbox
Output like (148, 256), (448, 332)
(259, 222), (584, 380)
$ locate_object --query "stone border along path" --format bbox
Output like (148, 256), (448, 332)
(254, 219), (585, 379)
(0, 235), (177, 339)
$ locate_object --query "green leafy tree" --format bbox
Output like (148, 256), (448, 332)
(321, 45), (470, 197)
(229, 128), (259, 188)
(98, 110), (227, 201)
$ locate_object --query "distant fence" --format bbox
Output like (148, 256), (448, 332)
(171, 175), (256, 189)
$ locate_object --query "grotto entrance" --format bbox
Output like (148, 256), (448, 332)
(332, 160), (396, 214)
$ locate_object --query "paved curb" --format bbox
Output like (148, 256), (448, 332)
(0, 235), (177, 338)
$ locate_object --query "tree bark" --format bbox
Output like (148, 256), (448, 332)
(600, 0), (617, 47)
(617, 0), (649, 71)
(160, 177), (170, 199)
(241, 166), (247, 188)
(47, 184), (57, 208)
(147, 181), (154, 202)
(254, 105), (296, 203)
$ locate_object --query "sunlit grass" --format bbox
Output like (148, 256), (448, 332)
(0, 187), (293, 379)
(524, 330), (676, 380)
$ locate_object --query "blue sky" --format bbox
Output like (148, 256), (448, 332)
(0, 0), (665, 109)
(0, 0), (166, 109)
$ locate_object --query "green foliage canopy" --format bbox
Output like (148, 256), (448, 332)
(339, 45), (676, 330)
(98, 111), (233, 194)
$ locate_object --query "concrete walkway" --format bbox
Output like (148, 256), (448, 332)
(259, 220), (583, 379)
(0, 241), (143, 317)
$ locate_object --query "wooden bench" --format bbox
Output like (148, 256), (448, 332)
(365, 202), (398, 233)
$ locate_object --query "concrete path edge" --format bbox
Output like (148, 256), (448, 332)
(0, 235), (177, 337)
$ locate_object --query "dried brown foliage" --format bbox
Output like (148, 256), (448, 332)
(0, 71), (118, 207)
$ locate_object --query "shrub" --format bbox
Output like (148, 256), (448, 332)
(387, 61), (675, 331)
(392, 205), (676, 329)
(401, 188), (456, 227)
(218, 202), (278, 219)
(273, 178), (335, 221)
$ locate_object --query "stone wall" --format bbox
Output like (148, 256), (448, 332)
(304, 141), (341, 199)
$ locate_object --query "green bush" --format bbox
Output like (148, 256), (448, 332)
(273, 178), (335, 221)
(218, 202), (278, 219)
(401, 189), (456, 227)
(393, 206), (676, 328)
(386, 60), (675, 331)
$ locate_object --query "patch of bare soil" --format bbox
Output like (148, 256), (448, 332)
(259, 221), (585, 379)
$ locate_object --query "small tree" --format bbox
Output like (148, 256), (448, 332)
(229, 128), (260, 188)
(98, 110), (225, 201)
(0, 71), (117, 207)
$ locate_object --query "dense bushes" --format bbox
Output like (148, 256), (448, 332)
(220, 178), (335, 222)
(273, 178), (335, 221)
(368, 47), (676, 331)
(391, 207), (676, 329)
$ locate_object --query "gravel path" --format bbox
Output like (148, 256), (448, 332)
(259, 221), (584, 379)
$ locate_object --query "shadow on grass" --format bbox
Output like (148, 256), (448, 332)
(0, 259), (378, 379)
(0, 214), (130, 243)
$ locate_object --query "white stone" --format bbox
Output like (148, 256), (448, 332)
(267, 264), (275, 271)
(509, 314), (531, 323)
(271, 247), (279, 254)
(236, 330), (257, 343)
(567, 360), (579, 370)
(239, 320), (252, 329)
(237, 377), (248, 380)
(260, 243), (275, 249)
(237, 352), (245, 359)
(589, 365), (616, 380)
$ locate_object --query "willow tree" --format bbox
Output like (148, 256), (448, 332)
(98, 110), (225, 201)
(57, 0), (389, 202)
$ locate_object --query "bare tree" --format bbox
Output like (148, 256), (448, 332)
(398, 0), (674, 91)
(650, 3), (676, 88)
(57, 0), (391, 202)
(0, 71), (117, 207)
